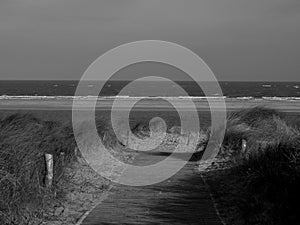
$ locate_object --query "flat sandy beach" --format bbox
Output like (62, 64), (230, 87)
(1, 98), (300, 112)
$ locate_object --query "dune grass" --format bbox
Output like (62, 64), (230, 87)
(0, 112), (132, 224)
(0, 113), (77, 224)
(206, 107), (300, 225)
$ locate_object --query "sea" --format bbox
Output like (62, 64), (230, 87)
(0, 80), (300, 100)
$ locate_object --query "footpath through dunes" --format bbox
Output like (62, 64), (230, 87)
(80, 147), (223, 225)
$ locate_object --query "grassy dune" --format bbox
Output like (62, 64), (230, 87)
(205, 107), (300, 225)
(0, 112), (131, 224)
(0, 113), (76, 224)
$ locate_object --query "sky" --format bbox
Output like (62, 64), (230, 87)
(0, 0), (299, 81)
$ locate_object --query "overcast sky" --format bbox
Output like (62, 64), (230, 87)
(0, 0), (299, 81)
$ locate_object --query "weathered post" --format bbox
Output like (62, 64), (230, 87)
(241, 139), (247, 157)
(45, 153), (54, 188)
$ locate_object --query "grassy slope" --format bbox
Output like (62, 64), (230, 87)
(0, 113), (77, 224)
(205, 107), (300, 225)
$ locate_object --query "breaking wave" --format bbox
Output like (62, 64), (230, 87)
(1, 95), (300, 101)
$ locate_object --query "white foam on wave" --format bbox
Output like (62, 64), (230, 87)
(262, 97), (300, 101)
(236, 97), (254, 100)
(1, 95), (300, 101)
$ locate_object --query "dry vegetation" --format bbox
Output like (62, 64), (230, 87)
(204, 107), (300, 225)
(0, 113), (123, 225)
(0, 113), (78, 224)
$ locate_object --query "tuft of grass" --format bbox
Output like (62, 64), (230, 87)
(220, 107), (298, 159)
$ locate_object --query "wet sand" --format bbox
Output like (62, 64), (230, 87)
(1, 98), (300, 112)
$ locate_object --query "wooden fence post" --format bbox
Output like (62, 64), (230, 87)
(45, 153), (53, 188)
(242, 139), (247, 157)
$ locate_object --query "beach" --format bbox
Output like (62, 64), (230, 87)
(1, 97), (300, 112)
(2, 97), (299, 133)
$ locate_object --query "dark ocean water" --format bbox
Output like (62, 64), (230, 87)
(0, 80), (300, 99)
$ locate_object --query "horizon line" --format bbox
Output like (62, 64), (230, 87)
(0, 79), (299, 82)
